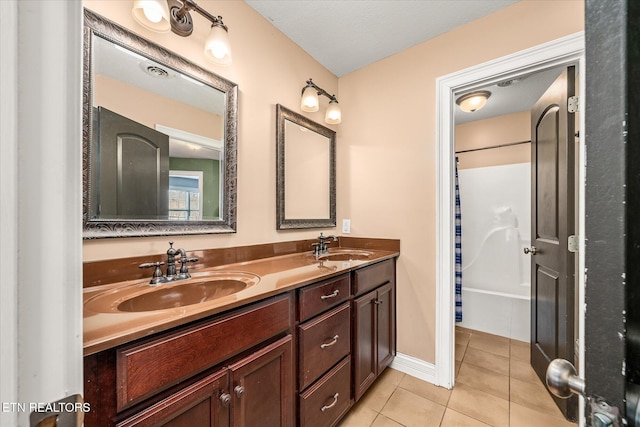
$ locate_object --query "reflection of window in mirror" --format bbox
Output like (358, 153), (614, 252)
(163, 125), (223, 220)
(169, 171), (203, 220)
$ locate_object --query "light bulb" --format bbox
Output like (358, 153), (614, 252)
(204, 23), (232, 66)
(132, 0), (170, 33)
(144, 5), (162, 23)
(301, 86), (319, 112)
(456, 91), (491, 113)
(325, 100), (341, 124)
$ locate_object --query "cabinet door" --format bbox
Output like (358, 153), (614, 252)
(376, 282), (395, 374)
(229, 335), (294, 427)
(117, 368), (229, 427)
(353, 289), (377, 402)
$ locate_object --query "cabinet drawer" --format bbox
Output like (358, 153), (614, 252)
(299, 356), (351, 427)
(116, 294), (292, 411)
(353, 259), (394, 296)
(298, 274), (350, 322)
(298, 303), (350, 390)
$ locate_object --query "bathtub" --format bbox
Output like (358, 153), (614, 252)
(457, 163), (531, 342)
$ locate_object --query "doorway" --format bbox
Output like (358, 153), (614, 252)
(434, 32), (585, 401)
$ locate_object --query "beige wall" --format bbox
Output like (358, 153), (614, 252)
(455, 111), (531, 170)
(83, 0), (584, 366)
(83, 0), (338, 261)
(94, 75), (222, 140)
(337, 0), (584, 363)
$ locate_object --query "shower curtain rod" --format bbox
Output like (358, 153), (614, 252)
(455, 140), (531, 154)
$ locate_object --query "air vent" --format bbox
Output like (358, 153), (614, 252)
(145, 65), (169, 78)
(497, 76), (528, 87)
(140, 62), (173, 79)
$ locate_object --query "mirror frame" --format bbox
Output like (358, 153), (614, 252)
(276, 104), (336, 230)
(82, 9), (238, 239)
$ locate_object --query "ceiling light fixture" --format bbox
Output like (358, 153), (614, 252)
(300, 79), (341, 124)
(456, 90), (491, 113)
(132, 0), (232, 66)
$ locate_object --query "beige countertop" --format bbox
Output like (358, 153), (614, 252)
(83, 247), (398, 356)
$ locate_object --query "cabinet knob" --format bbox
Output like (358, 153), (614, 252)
(234, 385), (245, 398)
(219, 392), (231, 407)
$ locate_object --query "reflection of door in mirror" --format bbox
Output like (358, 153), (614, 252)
(94, 107), (169, 219)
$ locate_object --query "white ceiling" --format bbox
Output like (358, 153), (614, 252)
(243, 0), (568, 124)
(244, 0), (519, 78)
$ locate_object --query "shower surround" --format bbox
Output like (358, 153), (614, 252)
(457, 162), (531, 342)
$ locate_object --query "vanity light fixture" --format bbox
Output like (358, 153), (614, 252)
(300, 79), (342, 124)
(132, 0), (232, 66)
(456, 90), (491, 113)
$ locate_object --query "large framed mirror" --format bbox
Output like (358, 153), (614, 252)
(83, 9), (237, 238)
(276, 104), (336, 229)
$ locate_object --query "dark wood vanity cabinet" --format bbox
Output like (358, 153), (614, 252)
(84, 257), (397, 427)
(296, 274), (353, 427)
(117, 368), (230, 427)
(352, 260), (396, 401)
(229, 336), (294, 427)
(84, 294), (294, 427)
(117, 336), (293, 427)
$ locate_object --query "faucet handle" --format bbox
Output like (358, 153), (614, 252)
(139, 262), (165, 285)
(177, 257), (199, 279)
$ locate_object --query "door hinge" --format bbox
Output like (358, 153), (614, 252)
(568, 235), (578, 253)
(568, 96), (579, 113)
(587, 398), (622, 427)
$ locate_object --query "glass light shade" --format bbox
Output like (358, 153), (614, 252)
(456, 91), (491, 113)
(325, 100), (341, 124)
(132, 0), (170, 33)
(204, 23), (232, 66)
(301, 86), (319, 112)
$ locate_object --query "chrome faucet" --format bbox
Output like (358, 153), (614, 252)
(312, 233), (338, 257)
(139, 241), (199, 285)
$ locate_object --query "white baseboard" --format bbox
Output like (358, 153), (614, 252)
(389, 352), (437, 385)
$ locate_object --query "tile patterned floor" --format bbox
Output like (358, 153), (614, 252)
(338, 327), (577, 427)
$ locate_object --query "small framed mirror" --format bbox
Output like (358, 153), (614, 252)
(276, 104), (336, 229)
(83, 9), (238, 238)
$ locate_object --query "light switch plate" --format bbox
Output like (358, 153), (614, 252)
(342, 219), (351, 234)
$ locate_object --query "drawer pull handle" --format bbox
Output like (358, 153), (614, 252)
(234, 385), (245, 398)
(321, 393), (339, 412)
(320, 335), (339, 349)
(320, 290), (340, 300)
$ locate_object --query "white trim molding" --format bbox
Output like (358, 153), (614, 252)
(0, 2), (19, 426)
(390, 353), (436, 384)
(9, 1), (84, 425)
(434, 32), (585, 390)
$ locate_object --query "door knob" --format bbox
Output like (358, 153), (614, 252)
(524, 246), (538, 255)
(546, 358), (585, 398)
